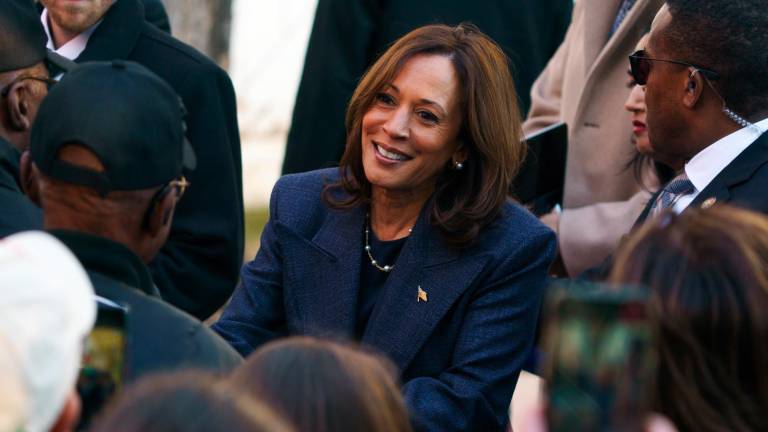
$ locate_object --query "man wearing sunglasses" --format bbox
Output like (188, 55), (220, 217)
(0, 0), (56, 238)
(523, 0), (664, 277)
(631, 0), (768, 224)
(23, 61), (241, 383)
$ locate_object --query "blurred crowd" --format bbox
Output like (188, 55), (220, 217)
(2, 0), (767, 431)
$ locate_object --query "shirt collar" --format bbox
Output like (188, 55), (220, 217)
(41, 8), (103, 61)
(684, 117), (768, 193)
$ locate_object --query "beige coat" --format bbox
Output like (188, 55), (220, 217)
(523, 0), (663, 275)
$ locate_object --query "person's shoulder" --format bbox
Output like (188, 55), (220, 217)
(119, 289), (240, 366)
(134, 22), (226, 75)
(272, 167), (341, 205)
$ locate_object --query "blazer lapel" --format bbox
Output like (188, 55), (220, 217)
(76, 0), (144, 62)
(362, 213), (485, 371)
(278, 205), (365, 338)
(688, 131), (768, 209)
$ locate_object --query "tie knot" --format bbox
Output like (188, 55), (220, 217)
(664, 174), (694, 195)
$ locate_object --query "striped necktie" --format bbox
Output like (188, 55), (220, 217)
(651, 173), (695, 216)
(610, 0), (637, 36)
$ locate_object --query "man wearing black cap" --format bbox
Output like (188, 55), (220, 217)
(39, 0), (244, 320)
(25, 60), (241, 380)
(0, 0), (55, 237)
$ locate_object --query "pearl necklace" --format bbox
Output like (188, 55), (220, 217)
(364, 214), (412, 273)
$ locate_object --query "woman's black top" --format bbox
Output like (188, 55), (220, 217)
(355, 230), (408, 339)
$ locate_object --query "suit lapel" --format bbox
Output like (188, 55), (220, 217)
(688, 131), (768, 209)
(76, 0), (144, 62)
(279, 205), (365, 338)
(362, 213), (485, 371)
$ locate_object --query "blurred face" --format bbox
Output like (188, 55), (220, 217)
(361, 54), (463, 199)
(41, 0), (115, 35)
(625, 36), (651, 155)
(625, 73), (650, 155)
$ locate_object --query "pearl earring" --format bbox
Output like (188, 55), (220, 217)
(453, 160), (464, 170)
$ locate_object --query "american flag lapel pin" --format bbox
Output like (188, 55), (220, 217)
(417, 285), (428, 303)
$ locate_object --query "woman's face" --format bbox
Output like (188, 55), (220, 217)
(361, 54), (463, 199)
(624, 72), (652, 155)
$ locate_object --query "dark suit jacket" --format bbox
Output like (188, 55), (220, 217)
(581, 130), (768, 281)
(0, 138), (42, 238)
(214, 168), (557, 431)
(141, 0), (171, 33)
(281, 0), (572, 174)
(635, 131), (768, 224)
(68, 0), (244, 319)
(52, 230), (241, 381)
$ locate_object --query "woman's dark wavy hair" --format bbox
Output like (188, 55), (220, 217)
(610, 206), (768, 432)
(321, 23), (524, 248)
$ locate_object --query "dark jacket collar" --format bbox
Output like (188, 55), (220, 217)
(50, 229), (159, 297)
(0, 138), (22, 191)
(689, 130), (768, 207)
(636, 130), (768, 225)
(75, 0), (145, 62)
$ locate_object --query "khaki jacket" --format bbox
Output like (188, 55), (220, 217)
(523, 0), (663, 275)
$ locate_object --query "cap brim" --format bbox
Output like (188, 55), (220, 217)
(45, 50), (77, 75)
(182, 137), (197, 171)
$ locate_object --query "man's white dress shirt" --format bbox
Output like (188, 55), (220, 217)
(40, 8), (101, 61)
(673, 117), (768, 213)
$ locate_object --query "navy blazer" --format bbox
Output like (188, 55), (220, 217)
(214, 168), (556, 431)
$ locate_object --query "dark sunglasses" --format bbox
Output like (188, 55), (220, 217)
(0, 75), (57, 98)
(628, 49), (720, 86)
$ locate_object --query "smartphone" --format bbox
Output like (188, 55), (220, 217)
(77, 297), (129, 429)
(541, 283), (653, 432)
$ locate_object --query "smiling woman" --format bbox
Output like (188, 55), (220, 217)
(214, 24), (556, 432)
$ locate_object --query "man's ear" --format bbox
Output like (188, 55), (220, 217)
(6, 83), (34, 132)
(145, 190), (177, 236)
(19, 151), (42, 205)
(682, 68), (706, 109)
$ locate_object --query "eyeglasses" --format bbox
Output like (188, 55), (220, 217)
(141, 176), (191, 228)
(628, 49), (720, 86)
(0, 75), (57, 98)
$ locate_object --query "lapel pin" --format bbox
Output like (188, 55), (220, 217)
(417, 286), (428, 303)
(701, 197), (717, 209)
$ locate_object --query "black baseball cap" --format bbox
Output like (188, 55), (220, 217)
(0, 0), (48, 73)
(30, 60), (196, 195)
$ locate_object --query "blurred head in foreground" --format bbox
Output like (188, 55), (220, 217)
(90, 371), (291, 432)
(0, 231), (96, 432)
(229, 337), (412, 432)
(611, 206), (768, 431)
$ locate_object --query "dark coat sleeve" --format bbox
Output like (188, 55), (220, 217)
(212, 177), (287, 355)
(403, 226), (556, 432)
(148, 60), (245, 320)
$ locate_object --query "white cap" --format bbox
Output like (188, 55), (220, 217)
(0, 231), (96, 432)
